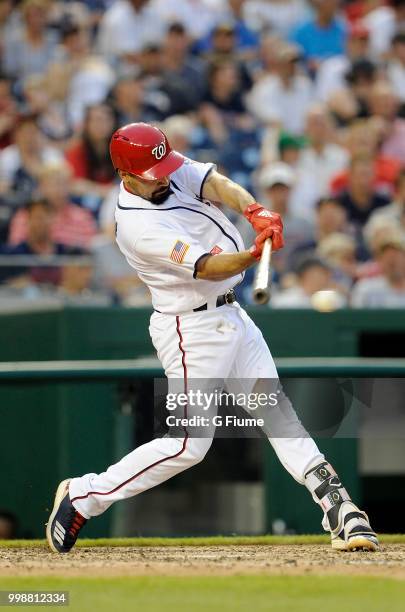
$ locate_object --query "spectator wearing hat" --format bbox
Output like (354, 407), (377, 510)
(200, 22), (253, 93)
(257, 162), (314, 273)
(351, 231), (405, 307)
(277, 132), (306, 165)
(247, 42), (313, 134)
(195, 0), (259, 58)
(259, 130), (307, 202)
(290, 0), (347, 72)
(202, 22), (238, 60)
(255, 127), (307, 170)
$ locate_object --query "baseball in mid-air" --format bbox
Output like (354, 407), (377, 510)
(311, 290), (345, 312)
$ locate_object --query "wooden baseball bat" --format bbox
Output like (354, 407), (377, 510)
(252, 238), (273, 304)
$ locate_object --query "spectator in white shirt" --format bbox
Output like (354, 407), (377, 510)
(387, 32), (405, 103)
(290, 103), (349, 219)
(363, 0), (405, 58)
(97, 0), (165, 65)
(351, 232), (405, 308)
(51, 22), (115, 129)
(247, 42), (313, 134)
(244, 0), (309, 38)
(315, 22), (371, 103)
(151, 0), (225, 41)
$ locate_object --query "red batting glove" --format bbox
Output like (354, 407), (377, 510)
(249, 226), (284, 260)
(243, 202), (283, 235)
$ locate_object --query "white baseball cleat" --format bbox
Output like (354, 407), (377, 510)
(330, 502), (379, 552)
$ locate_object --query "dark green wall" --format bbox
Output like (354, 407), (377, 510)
(1, 306), (405, 361)
(2, 307), (405, 538)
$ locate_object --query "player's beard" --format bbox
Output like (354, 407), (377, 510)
(149, 184), (173, 205)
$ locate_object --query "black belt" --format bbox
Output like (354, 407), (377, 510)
(193, 289), (236, 312)
(154, 289), (236, 314)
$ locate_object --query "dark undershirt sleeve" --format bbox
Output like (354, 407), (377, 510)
(193, 252), (211, 279)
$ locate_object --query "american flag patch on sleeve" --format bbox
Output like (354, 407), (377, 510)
(170, 240), (190, 264)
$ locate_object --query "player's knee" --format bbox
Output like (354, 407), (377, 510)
(183, 438), (212, 466)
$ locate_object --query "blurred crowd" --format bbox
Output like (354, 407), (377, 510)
(1, 0), (405, 309)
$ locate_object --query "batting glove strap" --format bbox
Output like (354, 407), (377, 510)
(243, 202), (266, 222)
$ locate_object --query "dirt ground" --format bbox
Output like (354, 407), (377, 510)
(1, 544), (405, 579)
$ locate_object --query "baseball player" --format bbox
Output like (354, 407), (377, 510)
(47, 123), (378, 553)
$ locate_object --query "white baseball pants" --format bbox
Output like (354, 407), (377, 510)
(69, 303), (324, 519)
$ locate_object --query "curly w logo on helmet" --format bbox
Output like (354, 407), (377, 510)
(152, 142), (166, 160)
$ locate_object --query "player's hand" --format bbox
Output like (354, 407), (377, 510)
(243, 202), (283, 235)
(249, 226), (284, 260)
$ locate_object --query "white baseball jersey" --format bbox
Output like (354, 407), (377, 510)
(115, 157), (245, 314)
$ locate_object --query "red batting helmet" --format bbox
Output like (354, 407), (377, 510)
(109, 122), (184, 180)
